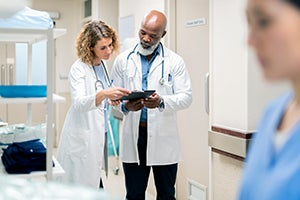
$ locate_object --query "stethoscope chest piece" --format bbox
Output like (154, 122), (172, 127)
(159, 78), (165, 85)
(93, 60), (110, 91)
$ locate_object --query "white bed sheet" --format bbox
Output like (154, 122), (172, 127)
(0, 6), (53, 29)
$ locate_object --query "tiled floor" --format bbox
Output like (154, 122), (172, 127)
(101, 156), (125, 199)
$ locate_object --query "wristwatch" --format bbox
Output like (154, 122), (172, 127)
(157, 97), (165, 112)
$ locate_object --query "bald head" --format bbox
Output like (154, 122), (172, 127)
(138, 10), (167, 56)
(141, 10), (167, 34)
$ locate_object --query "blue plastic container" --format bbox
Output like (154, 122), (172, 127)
(0, 85), (47, 98)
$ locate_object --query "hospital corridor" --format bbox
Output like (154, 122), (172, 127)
(0, 0), (299, 199)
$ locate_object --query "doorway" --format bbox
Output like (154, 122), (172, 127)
(167, 0), (210, 199)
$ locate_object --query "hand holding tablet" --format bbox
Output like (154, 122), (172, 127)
(120, 90), (155, 100)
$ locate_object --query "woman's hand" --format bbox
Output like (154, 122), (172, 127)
(96, 87), (130, 107)
(104, 87), (131, 101)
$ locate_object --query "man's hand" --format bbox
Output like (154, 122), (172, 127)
(142, 93), (160, 109)
(108, 99), (122, 106)
(125, 99), (144, 111)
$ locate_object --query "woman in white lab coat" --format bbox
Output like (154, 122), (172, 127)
(56, 20), (130, 188)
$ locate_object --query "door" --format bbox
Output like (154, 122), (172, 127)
(171, 0), (209, 199)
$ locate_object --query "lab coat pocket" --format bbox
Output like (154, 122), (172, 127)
(67, 129), (91, 158)
(163, 81), (174, 94)
(151, 111), (177, 136)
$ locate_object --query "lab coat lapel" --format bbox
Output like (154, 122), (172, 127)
(149, 53), (163, 76)
(130, 52), (142, 85)
(90, 65), (97, 79)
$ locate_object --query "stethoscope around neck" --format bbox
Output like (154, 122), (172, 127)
(92, 60), (110, 91)
(126, 42), (165, 86)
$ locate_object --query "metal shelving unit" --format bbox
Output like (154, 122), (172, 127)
(0, 28), (66, 180)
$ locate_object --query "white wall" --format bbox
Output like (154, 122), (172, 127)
(247, 49), (288, 130)
(210, 0), (287, 132)
(97, 0), (119, 70)
(119, 0), (164, 39)
(210, 0), (249, 132)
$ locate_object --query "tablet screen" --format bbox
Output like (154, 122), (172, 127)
(120, 90), (155, 100)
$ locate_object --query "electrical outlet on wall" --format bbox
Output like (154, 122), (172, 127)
(188, 179), (207, 200)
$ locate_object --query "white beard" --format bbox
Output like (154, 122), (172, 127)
(137, 42), (160, 56)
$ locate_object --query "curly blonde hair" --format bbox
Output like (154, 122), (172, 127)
(76, 20), (119, 66)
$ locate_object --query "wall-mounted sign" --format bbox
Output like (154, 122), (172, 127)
(185, 18), (206, 27)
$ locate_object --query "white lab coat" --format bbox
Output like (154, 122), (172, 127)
(56, 59), (105, 188)
(111, 44), (192, 165)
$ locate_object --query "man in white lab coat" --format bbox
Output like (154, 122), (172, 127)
(111, 10), (192, 199)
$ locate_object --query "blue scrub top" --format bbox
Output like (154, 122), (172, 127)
(238, 91), (300, 200)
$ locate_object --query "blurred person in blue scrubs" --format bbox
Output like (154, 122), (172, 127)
(238, 0), (300, 199)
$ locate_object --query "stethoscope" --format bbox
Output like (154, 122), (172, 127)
(92, 60), (111, 91)
(126, 42), (165, 85)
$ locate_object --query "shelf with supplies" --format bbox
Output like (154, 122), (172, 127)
(0, 27), (66, 180)
(0, 123), (65, 179)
